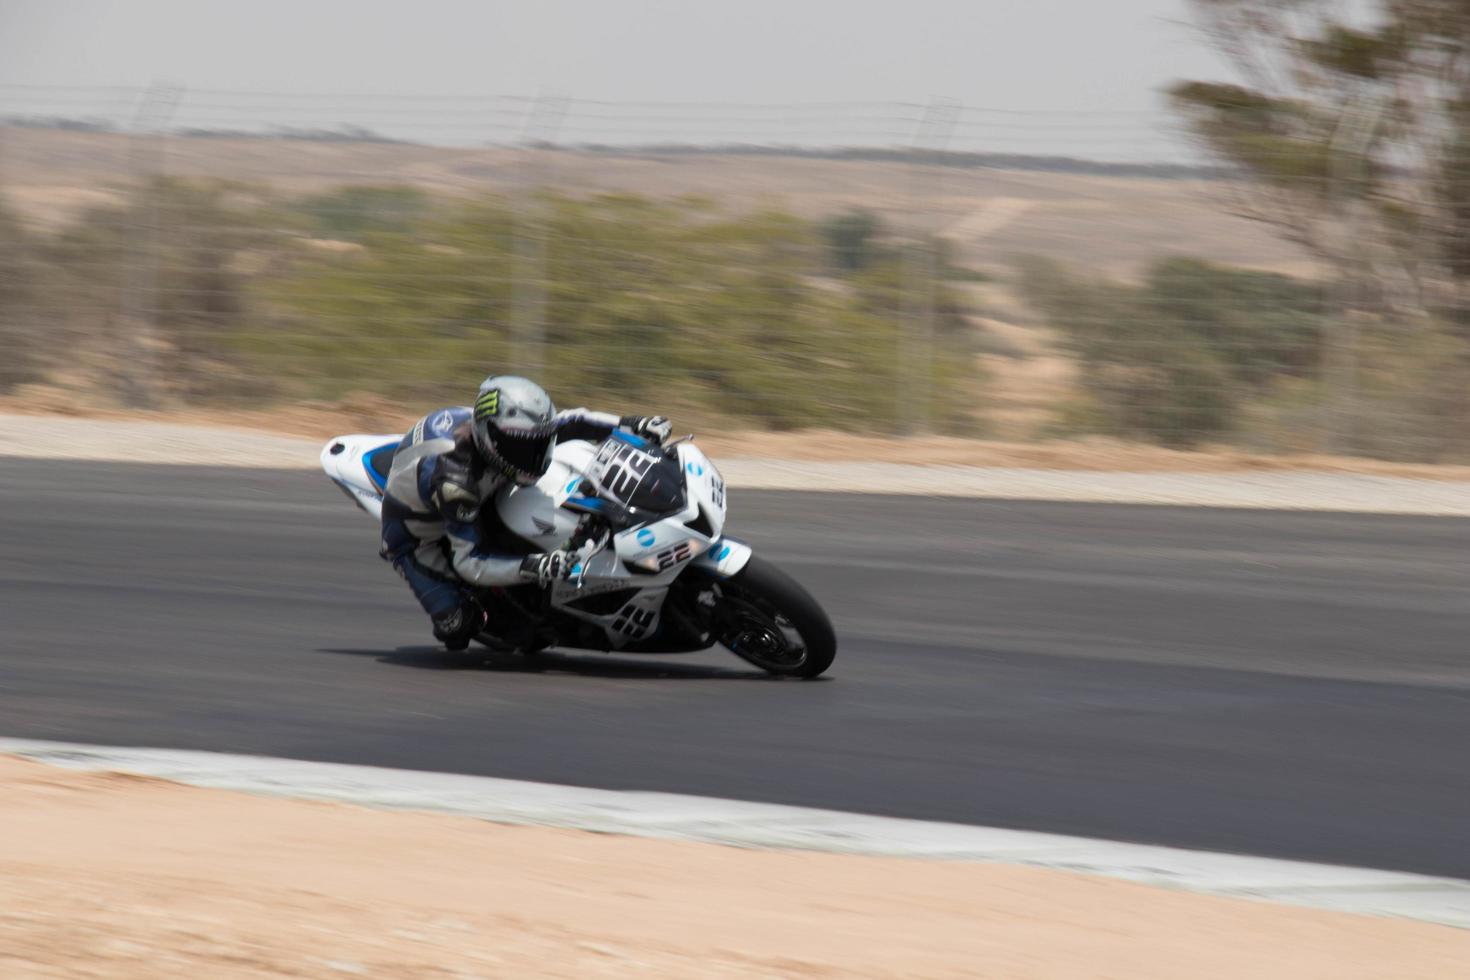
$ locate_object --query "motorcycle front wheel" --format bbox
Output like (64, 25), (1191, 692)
(711, 555), (836, 678)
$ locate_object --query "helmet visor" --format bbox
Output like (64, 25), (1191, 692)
(492, 426), (556, 483)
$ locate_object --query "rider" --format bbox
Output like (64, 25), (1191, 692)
(380, 375), (672, 649)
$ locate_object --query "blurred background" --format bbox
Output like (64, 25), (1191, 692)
(1, 0), (1468, 460)
(3, 5), (1470, 974)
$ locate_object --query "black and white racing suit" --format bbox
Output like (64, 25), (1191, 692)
(379, 404), (626, 634)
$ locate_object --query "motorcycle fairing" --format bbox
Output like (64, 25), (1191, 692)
(320, 434), (401, 519)
(321, 431), (754, 648)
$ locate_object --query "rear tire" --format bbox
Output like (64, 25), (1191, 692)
(714, 555), (836, 678)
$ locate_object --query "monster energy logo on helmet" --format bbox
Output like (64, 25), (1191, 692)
(474, 388), (500, 420)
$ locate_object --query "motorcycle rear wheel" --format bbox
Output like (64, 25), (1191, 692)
(713, 556), (836, 678)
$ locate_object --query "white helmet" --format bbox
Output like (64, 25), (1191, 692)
(472, 375), (557, 485)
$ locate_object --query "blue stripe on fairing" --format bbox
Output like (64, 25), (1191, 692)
(610, 429), (650, 448)
(565, 495), (605, 511)
(362, 441), (397, 491)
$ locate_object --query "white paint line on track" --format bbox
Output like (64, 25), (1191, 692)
(4, 737), (1468, 929)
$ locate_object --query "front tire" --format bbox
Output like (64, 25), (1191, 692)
(713, 556), (836, 678)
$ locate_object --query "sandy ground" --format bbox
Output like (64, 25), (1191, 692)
(5, 395), (1469, 480)
(0, 127), (1314, 278)
(1, 757), (1466, 980)
(6, 410), (1470, 513)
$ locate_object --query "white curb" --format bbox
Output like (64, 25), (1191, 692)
(4, 738), (1468, 929)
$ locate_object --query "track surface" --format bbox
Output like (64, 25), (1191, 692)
(2, 461), (1468, 877)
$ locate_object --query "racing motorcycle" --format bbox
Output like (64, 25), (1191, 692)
(321, 429), (836, 678)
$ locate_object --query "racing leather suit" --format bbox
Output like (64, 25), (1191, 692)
(379, 404), (626, 630)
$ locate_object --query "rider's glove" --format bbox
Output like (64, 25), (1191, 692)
(622, 415), (672, 443)
(519, 550), (577, 588)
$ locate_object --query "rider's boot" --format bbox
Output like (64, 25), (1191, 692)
(431, 598), (488, 651)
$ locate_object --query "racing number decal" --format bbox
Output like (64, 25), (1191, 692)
(654, 540), (695, 571)
(603, 464), (640, 501)
(594, 442), (656, 504)
(709, 474), (725, 510)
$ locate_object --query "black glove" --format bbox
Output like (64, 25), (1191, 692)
(621, 415), (672, 443)
(519, 550), (577, 588)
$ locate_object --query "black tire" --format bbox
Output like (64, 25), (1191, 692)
(715, 555), (836, 678)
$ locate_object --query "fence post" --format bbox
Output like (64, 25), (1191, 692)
(511, 92), (567, 379)
(1321, 95), (1385, 454)
(121, 79), (183, 408)
(900, 97), (959, 435)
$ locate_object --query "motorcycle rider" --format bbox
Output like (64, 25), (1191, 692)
(380, 375), (672, 649)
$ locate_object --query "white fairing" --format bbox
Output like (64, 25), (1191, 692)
(689, 537), (753, 578)
(675, 442), (727, 539)
(500, 437), (749, 648)
(492, 440), (596, 548)
(320, 431), (753, 650)
(320, 434), (401, 519)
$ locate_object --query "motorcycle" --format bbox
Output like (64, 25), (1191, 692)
(321, 429), (836, 678)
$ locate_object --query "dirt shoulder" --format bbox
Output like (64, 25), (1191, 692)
(5, 395), (1469, 480)
(1, 756), (1464, 980)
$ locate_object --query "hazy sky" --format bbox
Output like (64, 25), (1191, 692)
(0, 0), (1227, 158)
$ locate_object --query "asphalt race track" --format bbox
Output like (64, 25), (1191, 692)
(2, 460), (1468, 877)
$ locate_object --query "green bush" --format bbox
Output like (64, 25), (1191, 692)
(4, 181), (981, 432)
(820, 209), (885, 274)
(0, 197), (48, 391)
(244, 193), (980, 433)
(1141, 258), (1326, 387)
(289, 185), (432, 242)
(41, 178), (279, 400)
(1019, 256), (1326, 447)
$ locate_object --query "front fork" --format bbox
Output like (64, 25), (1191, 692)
(663, 539), (753, 648)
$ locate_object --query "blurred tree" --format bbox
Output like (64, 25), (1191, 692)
(819, 209), (885, 274)
(1439, 128), (1470, 302)
(1170, 0), (1470, 318)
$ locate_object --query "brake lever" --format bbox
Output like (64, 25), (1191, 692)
(564, 514), (609, 591)
(568, 536), (607, 590)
